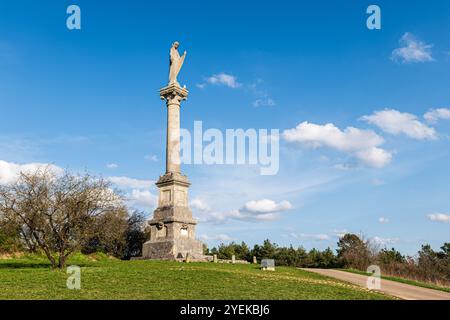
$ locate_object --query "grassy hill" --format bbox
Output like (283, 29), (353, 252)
(0, 253), (392, 300)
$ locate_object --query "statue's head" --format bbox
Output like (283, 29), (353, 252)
(172, 41), (180, 49)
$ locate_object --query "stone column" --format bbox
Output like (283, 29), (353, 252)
(166, 102), (180, 173)
(142, 82), (204, 261)
(159, 84), (188, 174)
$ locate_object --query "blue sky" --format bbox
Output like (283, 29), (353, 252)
(1, 0), (449, 255)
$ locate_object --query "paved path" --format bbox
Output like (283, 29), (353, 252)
(301, 268), (450, 300)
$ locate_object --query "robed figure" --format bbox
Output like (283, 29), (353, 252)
(169, 41), (186, 85)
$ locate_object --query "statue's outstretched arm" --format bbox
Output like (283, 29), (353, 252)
(178, 53), (186, 75)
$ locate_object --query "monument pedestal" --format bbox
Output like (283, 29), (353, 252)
(142, 172), (205, 260)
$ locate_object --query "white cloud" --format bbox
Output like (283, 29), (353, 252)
(253, 97), (276, 107)
(0, 162), (157, 210)
(127, 189), (157, 208)
(207, 73), (241, 88)
(199, 75), (276, 108)
(378, 217), (389, 224)
(224, 199), (293, 221)
(427, 213), (450, 223)
(190, 198), (211, 211)
(391, 32), (434, 63)
(195, 210), (228, 224)
(248, 79), (276, 108)
(188, 197), (226, 224)
(199, 234), (234, 242)
(289, 232), (330, 241)
(424, 108), (450, 123)
(194, 198), (292, 223)
(106, 163), (118, 169)
(0, 160), (62, 185)
(361, 109), (437, 140)
(355, 148), (392, 168)
(370, 236), (399, 246)
(229, 209), (279, 221)
(242, 199), (292, 214)
(198, 73), (241, 89)
(204, 208), (277, 223)
(108, 176), (154, 189)
(331, 229), (349, 238)
(283, 121), (392, 168)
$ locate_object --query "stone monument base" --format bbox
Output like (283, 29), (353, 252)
(142, 238), (207, 261)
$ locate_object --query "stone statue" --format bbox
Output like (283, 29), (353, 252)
(169, 41), (186, 85)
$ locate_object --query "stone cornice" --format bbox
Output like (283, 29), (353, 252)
(159, 83), (189, 105)
(156, 172), (191, 187)
(148, 217), (198, 225)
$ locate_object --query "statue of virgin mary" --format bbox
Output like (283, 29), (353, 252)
(168, 41), (186, 85)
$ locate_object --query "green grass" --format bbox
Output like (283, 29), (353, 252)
(341, 268), (450, 293)
(0, 254), (393, 300)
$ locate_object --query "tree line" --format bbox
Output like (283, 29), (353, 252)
(206, 235), (450, 286)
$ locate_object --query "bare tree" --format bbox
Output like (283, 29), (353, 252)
(0, 167), (126, 269)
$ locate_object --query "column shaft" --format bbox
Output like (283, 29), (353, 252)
(166, 102), (181, 173)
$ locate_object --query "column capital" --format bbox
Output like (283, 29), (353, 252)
(159, 83), (189, 105)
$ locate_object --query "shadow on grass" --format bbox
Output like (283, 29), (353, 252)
(0, 262), (52, 269)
